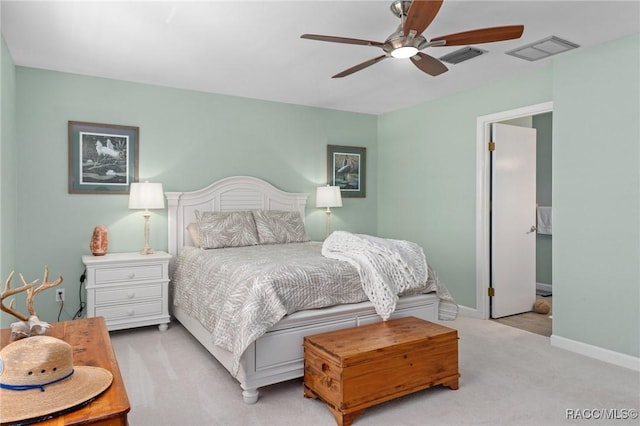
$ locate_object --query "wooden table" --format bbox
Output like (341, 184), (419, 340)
(0, 317), (130, 425)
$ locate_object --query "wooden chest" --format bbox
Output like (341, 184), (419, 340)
(303, 316), (459, 426)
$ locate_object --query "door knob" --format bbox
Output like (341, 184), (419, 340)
(527, 225), (537, 234)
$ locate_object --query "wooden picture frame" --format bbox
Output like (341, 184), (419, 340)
(68, 121), (139, 194)
(327, 144), (366, 198)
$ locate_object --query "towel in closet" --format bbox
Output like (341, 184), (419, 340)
(537, 206), (552, 235)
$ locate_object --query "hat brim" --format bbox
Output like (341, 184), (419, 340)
(0, 366), (113, 425)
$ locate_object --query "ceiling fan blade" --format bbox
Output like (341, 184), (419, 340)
(332, 55), (388, 78)
(301, 34), (383, 47)
(404, 0), (444, 36)
(410, 52), (448, 76)
(430, 25), (524, 46)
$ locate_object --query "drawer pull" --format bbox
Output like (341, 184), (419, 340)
(127, 309), (135, 316)
(127, 292), (135, 299)
(128, 273), (135, 279)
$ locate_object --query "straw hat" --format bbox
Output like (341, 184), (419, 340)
(0, 335), (113, 425)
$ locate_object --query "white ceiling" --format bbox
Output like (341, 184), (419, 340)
(2, 1), (639, 115)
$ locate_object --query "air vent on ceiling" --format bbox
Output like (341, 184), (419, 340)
(439, 47), (486, 64)
(506, 36), (579, 61)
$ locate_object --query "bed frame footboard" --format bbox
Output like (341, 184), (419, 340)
(173, 293), (439, 403)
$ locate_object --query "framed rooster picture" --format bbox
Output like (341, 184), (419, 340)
(327, 144), (366, 198)
(68, 121), (139, 194)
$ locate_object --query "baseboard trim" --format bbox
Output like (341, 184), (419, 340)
(457, 305), (483, 319)
(536, 282), (552, 293)
(550, 334), (640, 371)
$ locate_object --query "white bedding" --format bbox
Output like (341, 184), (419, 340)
(172, 242), (367, 375)
(172, 238), (457, 376)
(322, 231), (458, 321)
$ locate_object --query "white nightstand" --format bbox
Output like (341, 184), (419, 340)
(82, 251), (172, 331)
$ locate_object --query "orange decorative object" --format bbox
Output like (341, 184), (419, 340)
(90, 225), (108, 256)
(534, 299), (551, 315)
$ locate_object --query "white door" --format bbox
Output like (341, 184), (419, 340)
(491, 123), (537, 318)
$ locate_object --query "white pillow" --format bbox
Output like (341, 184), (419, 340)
(186, 222), (201, 248)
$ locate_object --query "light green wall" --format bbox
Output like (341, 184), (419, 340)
(534, 112), (552, 285)
(1, 36), (17, 291)
(378, 34), (639, 358)
(377, 68), (553, 308)
(3, 68), (377, 326)
(552, 34), (639, 356)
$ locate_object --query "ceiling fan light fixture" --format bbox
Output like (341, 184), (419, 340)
(391, 46), (418, 58)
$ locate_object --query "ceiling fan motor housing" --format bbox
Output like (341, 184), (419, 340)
(385, 1), (425, 56)
(383, 29), (425, 57)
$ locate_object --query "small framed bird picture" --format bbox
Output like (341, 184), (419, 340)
(68, 121), (139, 194)
(327, 144), (366, 198)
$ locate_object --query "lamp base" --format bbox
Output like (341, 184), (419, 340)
(140, 211), (155, 255)
(325, 208), (332, 239)
(140, 247), (155, 255)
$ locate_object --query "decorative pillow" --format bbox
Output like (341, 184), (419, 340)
(194, 210), (259, 249)
(186, 223), (201, 248)
(252, 210), (309, 244)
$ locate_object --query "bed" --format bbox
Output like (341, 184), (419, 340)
(166, 176), (456, 404)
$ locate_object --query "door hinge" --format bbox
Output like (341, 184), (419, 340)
(488, 141), (496, 151)
(488, 287), (495, 297)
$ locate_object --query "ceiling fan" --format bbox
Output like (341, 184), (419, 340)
(301, 0), (524, 78)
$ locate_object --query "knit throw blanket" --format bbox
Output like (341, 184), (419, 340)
(322, 231), (458, 321)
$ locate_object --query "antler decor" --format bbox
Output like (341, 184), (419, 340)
(1, 266), (63, 340)
(1, 271), (36, 321)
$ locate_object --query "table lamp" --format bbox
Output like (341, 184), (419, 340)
(128, 181), (165, 254)
(316, 185), (342, 238)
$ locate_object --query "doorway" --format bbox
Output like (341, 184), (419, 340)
(490, 122), (537, 319)
(475, 102), (553, 329)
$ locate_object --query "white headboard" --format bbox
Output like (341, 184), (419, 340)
(165, 176), (309, 262)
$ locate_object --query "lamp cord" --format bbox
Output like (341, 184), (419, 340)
(72, 269), (86, 319)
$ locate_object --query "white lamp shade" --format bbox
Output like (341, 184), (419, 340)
(316, 186), (342, 208)
(128, 182), (165, 210)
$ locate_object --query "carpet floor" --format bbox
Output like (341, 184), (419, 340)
(110, 316), (639, 426)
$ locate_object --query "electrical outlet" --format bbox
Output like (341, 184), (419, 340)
(56, 288), (65, 302)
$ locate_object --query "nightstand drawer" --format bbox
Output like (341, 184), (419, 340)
(94, 284), (162, 305)
(95, 264), (163, 284)
(96, 300), (163, 321)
